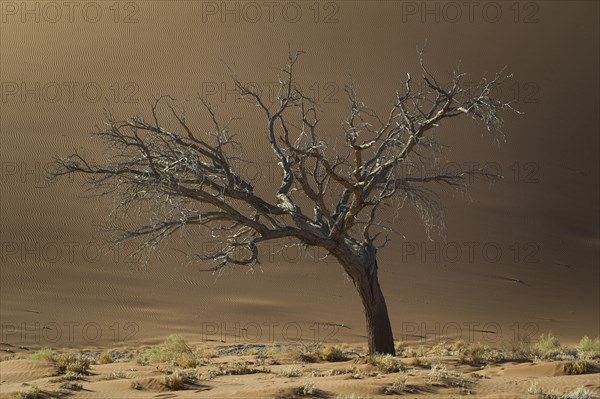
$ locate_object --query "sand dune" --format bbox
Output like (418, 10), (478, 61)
(1, 1), (598, 397)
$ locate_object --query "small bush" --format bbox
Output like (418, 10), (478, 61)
(466, 343), (487, 365)
(527, 383), (598, 399)
(30, 348), (55, 362)
(577, 336), (600, 359)
(289, 343), (323, 363)
(427, 364), (449, 382)
(401, 346), (417, 357)
(9, 386), (41, 399)
(108, 370), (129, 379)
(198, 348), (218, 359)
(175, 352), (199, 368)
(61, 371), (86, 381)
(535, 333), (563, 359)
(528, 380), (543, 394)
(369, 353), (404, 373)
(139, 335), (194, 364)
(321, 345), (346, 362)
(9, 386), (40, 399)
(545, 387), (599, 399)
(429, 341), (450, 357)
(458, 342), (503, 365)
(411, 357), (431, 368)
(163, 335), (189, 353)
(562, 387), (599, 399)
(60, 381), (83, 391)
(505, 338), (534, 359)
(279, 366), (303, 377)
(216, 361), (269, 376)
(384, 372), (408, 394)
(426, 364), (468, 388)
(55, 353), (91, 375)
(394, 341), (406, 354)
(97, 351), (114, 364)
(564, 359), (595, 375)
(162, 369), (185, 390)
(450, 340), (467, 354)
(302, 382), (316, 396)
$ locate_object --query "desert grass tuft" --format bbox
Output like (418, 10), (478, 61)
(138, 335), (200, 368)
(561, 387), (599, 399)
(55, 353), (91, 375)
(528, 380), (544, 395)
(577, 336), (600, 359)
(458, 342), (503, 365)
(30, 347), (55, 362)
(208, 361), (270, 377)
(97, 351), (114, 364)
(287, 342), (324, 363)
(535, 333), (563, 359)
(534, 386), (598, 399)
(302, 381), (316, 395)
(383, 372), (408, 394)
(60, 381), (83, 391)
(369, 353), (404, 373)
(411, 356), (431, 368)
(564, 359), (595, 375)
(162, 369), (186, 390)
(321, 345), (347, 362)
(8, 386), (41, 399)
(279, 366), (303, 377)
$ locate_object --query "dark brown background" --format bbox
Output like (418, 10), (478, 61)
(0, 1), (598, 347)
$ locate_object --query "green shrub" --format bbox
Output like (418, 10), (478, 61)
(564, 359), (595, 375)
(535, 333), (563, 359)
(30, 347), (55, 362)
(577, 336), (600, 359)
(163, 335), (189, 353)
(138, 335), (196, 365)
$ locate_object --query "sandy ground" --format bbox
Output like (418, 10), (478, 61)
(1, 340), (599, 399)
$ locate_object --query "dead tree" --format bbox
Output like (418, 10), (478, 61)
(53, 50), (518, 355)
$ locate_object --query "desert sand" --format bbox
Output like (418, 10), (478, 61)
(1, 337), (599, 398)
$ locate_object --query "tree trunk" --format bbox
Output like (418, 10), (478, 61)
(335, 244), (396, 355)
